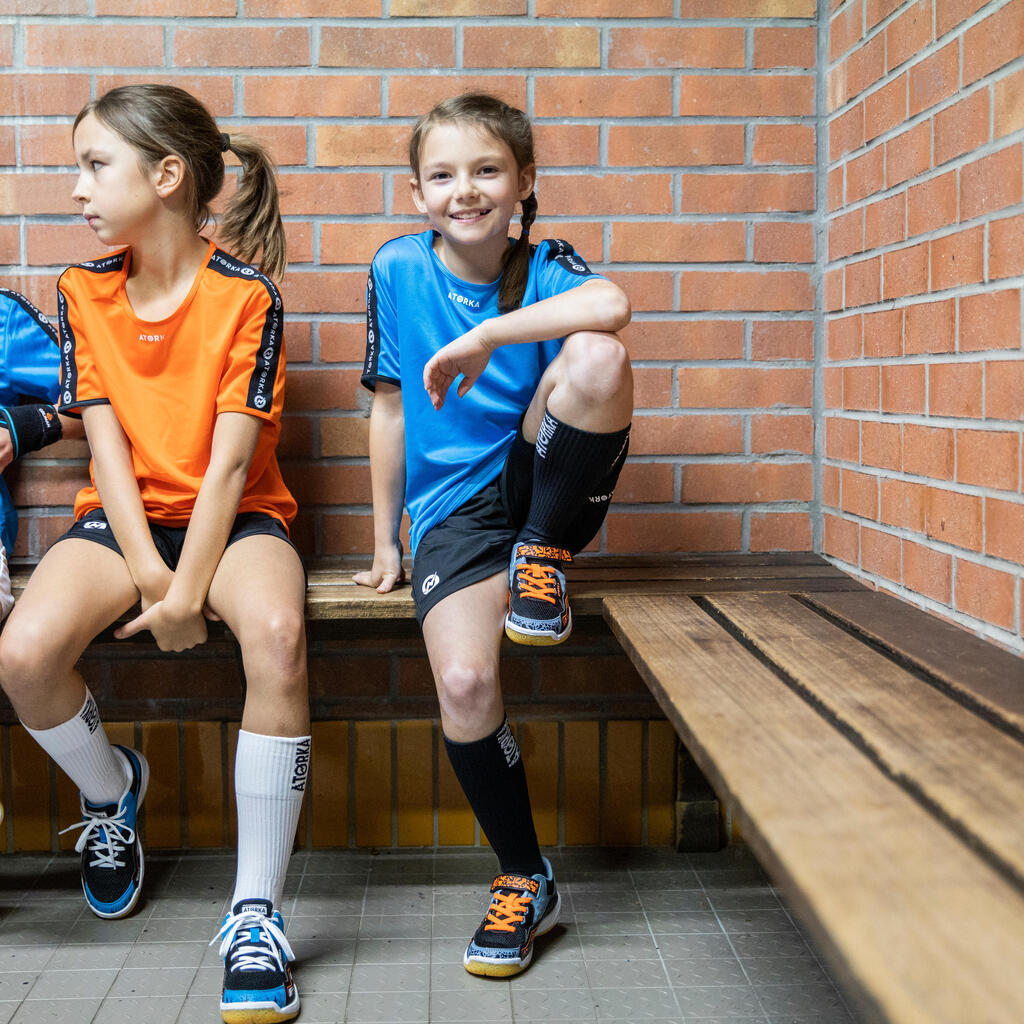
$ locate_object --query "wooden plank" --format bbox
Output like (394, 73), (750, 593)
(311, 721), (349, 848)
(708, 593), (1024, 888)
(184, 722), (225, 848)
(396, 720), (434, 847)
(803, 591), (1024, 737)
(141, 721), (182, 850)
(354, 721), (391, 848)
(605, 721), (643, 845)
(603, 594), (1024, 1024)
(519, 720), (559, 847)
(646, 720), (677, 846)
(563, 721), (600, 845)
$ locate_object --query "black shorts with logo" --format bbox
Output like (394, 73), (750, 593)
(55, 507), (296, 570)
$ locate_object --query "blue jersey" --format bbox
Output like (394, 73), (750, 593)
(362, 230), (599, 555)
(0, 290), (62, 552)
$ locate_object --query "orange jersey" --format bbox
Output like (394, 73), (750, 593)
(57, 241), (296, 528)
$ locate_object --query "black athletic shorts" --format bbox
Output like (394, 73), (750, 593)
(55, 507), (296, 571)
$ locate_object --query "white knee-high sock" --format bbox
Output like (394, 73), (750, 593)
(23, 690), (127, 805)
(232, 729), (310, 911)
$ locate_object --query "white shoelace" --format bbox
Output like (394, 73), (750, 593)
(59, 806), (134, 870)
(212, 909), (295, 973)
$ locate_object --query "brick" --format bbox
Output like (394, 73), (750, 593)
(933, 89), (990, 167)
(278, 173), (382, 216)
(222, 124), (306, 167)
(829, 105), (864, 163)
(936, 0), (989, 36)
(679, 271), (813, 312)
(960, 289), (1022, 353)
(847, 33), (886, 100)
(322, 513), (375, 555)
(99, 0), (233, 11)
(886, 0), (931, 71)
(823, 465), (841, 508)
(606, 512), (742, 553)
(20, 124), (73, 167)
(610, 222), (746, 263)
(284, 463), (371, 506)
(926, 487), (983, 550)
(613, 462), (675, 503)
(994, 66), (1024, 139)
(680, 75), (814, 117)
(8, 0), (87, 10)
(881, 363), (926, 414)
(282, 321), (312, 363)
(903, 424), (953, 479)
(861, 525), (901, 579)
(753, 124), (815, 167)
(320, 417), (369, 459)
(607, 124), (743, 167)
(904, 298), (956, 354)
(824, 513), (859, 564)
(864, 74), (907, 142)
(829, 62), (848, 113)
(958, 429), (1020, 491)
(754, 221), (813, 263)
(828, 166), (844, 213)
(282, 223), (314, 266)
(281, 272), (366, 315)
(392, 0), (524, 12)
(682, 462), (812, 504)
(829, 208), (863, 261)
(630, 415), (743, 455)
(753, 27), (816, 68)
(676, 367), (811, 408)
(881, 478), (927, 531)
(95, 74), (234, 115)
(0, 126), (13, 165)
(864, 192), (906, 250)
(534, 223), (604, 259)
(910, 41), (960, 116)
(826, 415), (860, 462)
(634, 367), (674, 408)
(862, 308), (902, 358)
(907, 171), (957, 237)
(846, 145), (885, 203)
(534, 126), (601, 168)
(963, 0), (1024, 85)
(603, 271), (674, 312)
(539, 77), (672, 120)
(828, 314), (862, 360)
(825, 267), (844, 312)
(465, 26), (599, 67)
(956, 559), (1017, 630)
(175, 27), (309, 67)
(623, 320), (744, 361)
(929, 362), (984, 419)
(750, 512), (812, 552)
(321, 27), (453, 68)
(26, 25), (163, 67)
(317, 126), (408, 167)
(538, 174), (672, 215)
(986, 497), (1024, 562)
(389, 75), (525, 117)
(680, 172), (814, 213)
(885, 120), (931, 187)
(845, 255), (881, 308)
(681, 0), (815, 12)
(751, 320), (814, 360)
(0, 173), (78, 216)
(0, 226), (18, 265)
(244, 75), (379, 118)
(986, 360), (1024, 421)
(609, 27), (744, 68)
(931, 226), (984, 291)
(9, 463), (83, 506)
(960, 144), (1023, 221)
(750, 414), (813, 454)
(25, 223), (100, 267)
(320, 322), (365, 366)
(882, 242), (929, 300)
(842, 468), (879, 519)
(843, 365), (879, 411)
(830, 0), (864, 61)
(990, 213), (1024, 281)
(537, 0), (672, 12)
(903, 540), (952, 603)
(0, 275), (59, 314)
(321, 223), (416, 266)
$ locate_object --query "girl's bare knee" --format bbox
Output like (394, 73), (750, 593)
(436, 662), (498, 722)
(562, 331), (632, 403)
(238, 609), (307, 690)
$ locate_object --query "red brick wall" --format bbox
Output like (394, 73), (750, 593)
(824, 0), (1024, 652)
(2, 2), (818, 565)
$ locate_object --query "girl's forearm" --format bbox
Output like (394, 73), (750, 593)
(368, 386), (407, 549)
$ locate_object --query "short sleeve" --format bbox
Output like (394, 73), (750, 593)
(361, 261), (401, 392)
(0, 290), (61, 404)
(56, 274), (109, 414)
(531, 239), (601, 302)
(217, 279), (285, 422)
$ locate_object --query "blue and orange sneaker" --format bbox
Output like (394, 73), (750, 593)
(505, 541), (573, 646)
(214, 898), (300, 1024)
(60, 744), (148, 919)
(464, 857), (561, 977)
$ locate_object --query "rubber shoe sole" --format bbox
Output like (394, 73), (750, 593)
(504, 606), (572, 646)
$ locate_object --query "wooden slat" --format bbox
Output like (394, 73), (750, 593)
(603, 593), (1024, 1024)
(803, 591), (1024, 737)
(519, 720), (559, 847)
(354, 721), (391, 848)
(311, 721), (348, 847)
(563, 721), (600, 845)
(396, 720), (434, 847)
(646, 720), (677, 846)
(708, 593), (1024, 888)
(183, 722), (225, 848)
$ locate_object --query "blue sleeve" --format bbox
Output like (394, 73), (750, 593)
(530, 239), (602, 302)
(0, 290), (61, 404)
(361, 257), (402, 392)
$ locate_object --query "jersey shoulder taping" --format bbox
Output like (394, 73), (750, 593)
(538, 238), (594, 277)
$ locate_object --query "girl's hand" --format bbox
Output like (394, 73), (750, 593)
(423, 328), (494, 409)
(138, 563), (174, 612)
(114, 596), (208, 652)
(352, 544), (405, 593)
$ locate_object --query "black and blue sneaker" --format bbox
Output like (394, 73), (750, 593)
(505, 542), (573, 646)
(60, 744), (148, 919)
(214, 898), (300, 1024)
(464, 857), (561, 977)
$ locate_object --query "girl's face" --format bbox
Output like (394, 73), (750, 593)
(411, 121), (535, 264)
(72, 113), (165, 247)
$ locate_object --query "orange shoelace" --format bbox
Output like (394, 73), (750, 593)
(484, 890), (534, 932)
(515, 564), (559, 605)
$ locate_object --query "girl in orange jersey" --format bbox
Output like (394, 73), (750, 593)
(0, 85), (305, 1024)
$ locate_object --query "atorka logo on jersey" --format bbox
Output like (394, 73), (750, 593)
(447, 290), (481, 309)
(138, 332), (165, 343)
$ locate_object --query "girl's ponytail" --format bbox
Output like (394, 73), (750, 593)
(220, 134), (287, 282)
(498, 191), (537, 313)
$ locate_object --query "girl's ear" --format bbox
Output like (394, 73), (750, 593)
(152, 154), (186, 200)
(410, 176), (428, 214)
(517, 163), (536, 200)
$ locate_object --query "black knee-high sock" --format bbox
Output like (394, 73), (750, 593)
(520, 409), (631, 546)
(444, 718), (545, 876)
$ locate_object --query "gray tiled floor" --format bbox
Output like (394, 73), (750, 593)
(0, 846), (859, 1023)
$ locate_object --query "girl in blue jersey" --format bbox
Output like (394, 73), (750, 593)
(355, 93), (633, 977)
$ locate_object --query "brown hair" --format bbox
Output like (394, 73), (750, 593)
(74, 84), (287, 280)
(409, 93), (537, 313)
